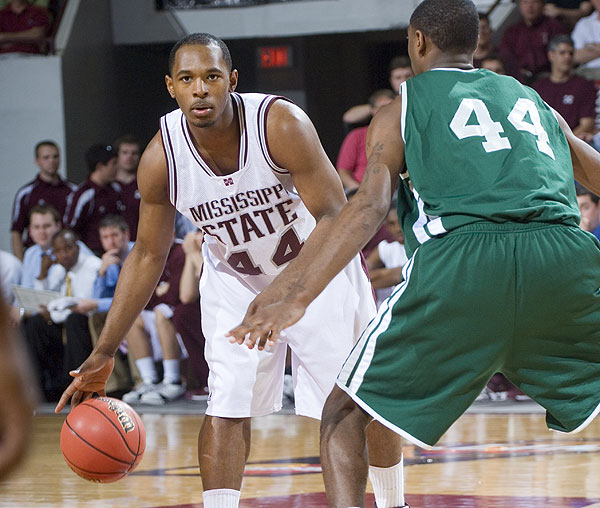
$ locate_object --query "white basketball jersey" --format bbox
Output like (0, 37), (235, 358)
(160, 93), (317, 292)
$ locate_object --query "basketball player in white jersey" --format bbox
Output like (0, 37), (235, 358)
(55, 34), (405, 508)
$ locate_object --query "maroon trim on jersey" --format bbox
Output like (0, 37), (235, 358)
(359, 251), (377, 304)
(160, 115), (178, 206)
(232, 93), (249, 169)
(259, 96), (291, 175)
(181, 114), (215, 177)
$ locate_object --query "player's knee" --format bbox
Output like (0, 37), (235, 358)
(321, 386), (367, 428)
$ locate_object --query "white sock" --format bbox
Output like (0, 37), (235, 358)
(162, 359), (181, 384)
(369, 455), (405, 508)
(135, 357), (158, 384)
(202, 488), (240, 508)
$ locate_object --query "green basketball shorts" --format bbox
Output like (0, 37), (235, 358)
(337, 222), (600, 448)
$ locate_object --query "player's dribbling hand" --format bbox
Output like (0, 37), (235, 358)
(54, 352), (115, 413)
(227, 298), (307, 351)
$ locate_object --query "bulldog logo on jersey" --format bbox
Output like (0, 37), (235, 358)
(224, 177), (234, 187)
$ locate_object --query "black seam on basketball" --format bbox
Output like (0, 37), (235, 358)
(125, 410), (144, 473)
(82, 403), (138, 456)
(65, 414), (135, 463)
(63, 454), (126, 479)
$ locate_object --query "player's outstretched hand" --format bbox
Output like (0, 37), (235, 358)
(227, 297), (307, 351)
(54, 352), (115, 413)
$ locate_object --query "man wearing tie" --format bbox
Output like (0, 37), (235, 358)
(24, 230), (101, 401)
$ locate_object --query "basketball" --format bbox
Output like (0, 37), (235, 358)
(60, 397), (146, 483)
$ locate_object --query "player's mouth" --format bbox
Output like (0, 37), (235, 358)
(191, 102), (212, 117)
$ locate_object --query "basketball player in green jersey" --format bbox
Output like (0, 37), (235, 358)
(228, 0), (600, 506)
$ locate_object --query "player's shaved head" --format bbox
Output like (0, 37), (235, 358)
(168, 33), (233, 75)
(410, 0), (479, 55)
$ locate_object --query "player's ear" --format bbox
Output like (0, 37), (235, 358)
(414, 29), (427, 57)
(165, 75), (176, 98)
(229, 69), (238, 92)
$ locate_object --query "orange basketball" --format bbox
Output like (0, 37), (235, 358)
(60, 396), (146, 483)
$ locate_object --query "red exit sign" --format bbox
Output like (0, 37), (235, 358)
(259, 46), (292, 69)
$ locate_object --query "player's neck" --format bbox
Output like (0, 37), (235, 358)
(422, 50), (474, 73)
(428, 60), (474, 72)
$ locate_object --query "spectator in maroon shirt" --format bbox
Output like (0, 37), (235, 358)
(533, 35), (596, 141)
(499, 0), (567, 83)
(11, 140), (76, 260)
(114, 135), (142, 241)
(63, 144), (125, 255)
(0, 0), (49, 54)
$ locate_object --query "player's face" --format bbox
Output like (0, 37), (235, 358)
(52, 236), (79, 271)
(577, 195), (600, 232)
(549, 43), (574, 73)
(117, 143), (140, 173)
(36, 145), (60, 177)
(99, 226), (129, 255)
(389, 66), (413, 93)
(519, 0), (544, 24)
(29, 212), (60, 249)
(166, 44), (238, 129)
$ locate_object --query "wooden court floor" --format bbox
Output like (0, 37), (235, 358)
(1, 403), (599, 507)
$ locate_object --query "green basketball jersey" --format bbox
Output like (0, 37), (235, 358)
(398, 68), (580, 257)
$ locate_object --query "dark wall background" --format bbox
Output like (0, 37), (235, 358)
(110, 28), (407, 164)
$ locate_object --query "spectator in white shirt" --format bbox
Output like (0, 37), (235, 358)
(24, 229), (101, 401)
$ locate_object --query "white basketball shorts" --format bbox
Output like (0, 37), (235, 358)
(200, 255), (375, 419)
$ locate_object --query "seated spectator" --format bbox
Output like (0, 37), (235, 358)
(64, 143), (125, 255)
(11, 140), (76, 260)
(89, 214), (135, 313)
(366, 204), (408, 308)
(342, 56), (413, 127)
(572, 0), (600, 77)
(337, 89), (396, 192)
(24, 229), (101, 401)
(481, 54), (507, 74)
(473, 12), (497, 67)
(19, 204), (93, 290)
(533, 35), (596, 142)
(545, 0), (592, 30)
(0, 0), (49, 55)
(499, 0), (567, 83)
(175, 230), (209, 398)
(114, 135), (142, 241)
(576, 183), (600, 238)
(121, 239), (188, 405)
(73, 214), (135, 395)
